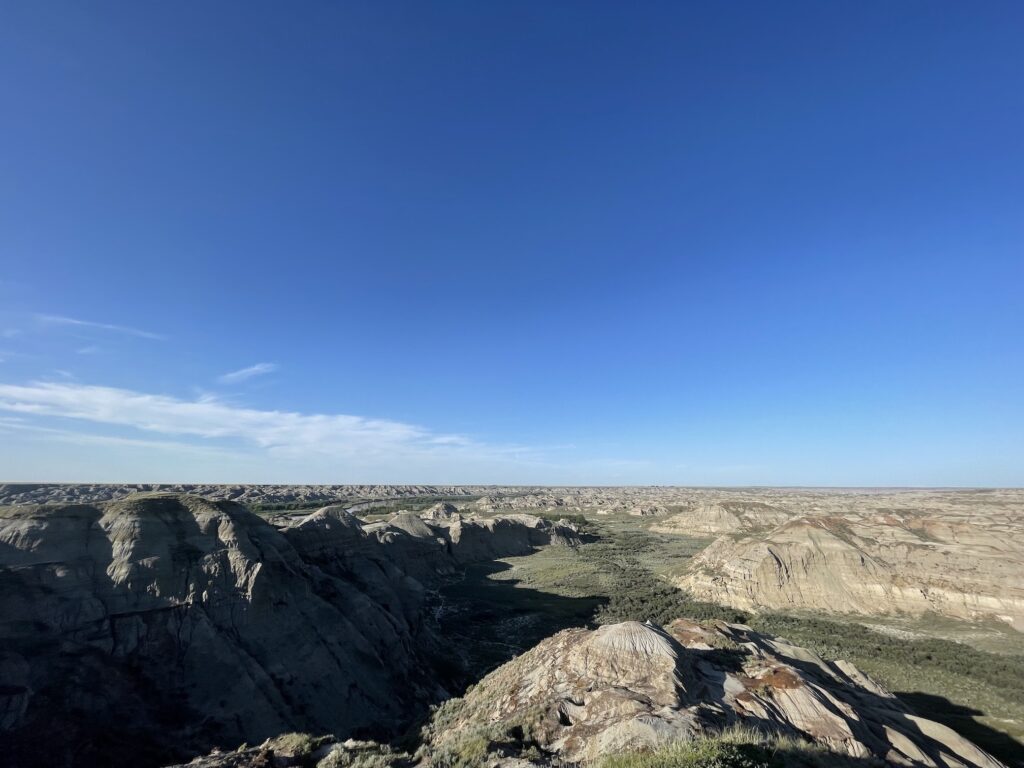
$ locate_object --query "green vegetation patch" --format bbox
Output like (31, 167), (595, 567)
(447, 518), (1024, 766)
(600, 728), (879, 768)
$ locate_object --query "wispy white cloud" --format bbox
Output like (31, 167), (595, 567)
(0, 381), (517, 462)
(0, 416), (240, 458)
(76, 345), (100, 355)
(217, 362), (278, 384)
(35, 314), (166, 340)
(1, 329), (21, 339)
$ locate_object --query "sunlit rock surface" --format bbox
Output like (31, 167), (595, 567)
(428, 619), (1005, 767)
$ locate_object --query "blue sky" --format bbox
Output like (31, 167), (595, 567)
(1, 1), (1022, 485)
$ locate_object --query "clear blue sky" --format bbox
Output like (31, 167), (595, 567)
(1, 1), (1021, 485)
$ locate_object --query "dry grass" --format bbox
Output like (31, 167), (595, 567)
(597, 726), (880, 768)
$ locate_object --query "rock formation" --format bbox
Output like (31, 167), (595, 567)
(628, 504), (669, 517)
(427, 619), (1005, 767)
(419, 501), (461, 521)
(445, 513), (580, 563)
(0, 494), (574, 768)
(3, 485), (1019, 768)
(678, 509), (1024, 631)
(651, 501), (792, 534)
(0, 483), (490, 507)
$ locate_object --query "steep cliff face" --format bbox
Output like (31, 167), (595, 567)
(0, 494), (582, 768)
(427, 619), (1005, 767)
(281, 505), (433, 629)
(0, 495), (435, 766)
(445, 513), (579, 563)
(678, 512), (1024, 630)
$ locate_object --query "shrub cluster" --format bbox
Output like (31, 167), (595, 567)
(599, 728), (880, 768)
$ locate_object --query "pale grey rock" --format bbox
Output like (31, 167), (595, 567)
(651, 502), (791, 533)
(678, 508), (1024, 631)
(429, 619), (1005, 767)
(419, 502), (460, 521)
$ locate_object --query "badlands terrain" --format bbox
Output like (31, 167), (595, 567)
(0, 485), (1021, 768)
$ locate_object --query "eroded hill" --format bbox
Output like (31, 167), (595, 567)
(169, 619), (1007, 767)
(2, 486), (1021, 767)
(675, 494), (1024, 631)
(0, 493), (577, 767)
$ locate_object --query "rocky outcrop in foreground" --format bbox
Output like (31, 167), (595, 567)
(175, 619), (1006, 767)
(0, 494), (575, 768)
(426, 619), (1005, 767)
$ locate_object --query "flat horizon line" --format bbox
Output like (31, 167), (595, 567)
(1, 481), (1020, 491)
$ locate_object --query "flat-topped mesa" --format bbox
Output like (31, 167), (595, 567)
(426, 619), (1006, 767)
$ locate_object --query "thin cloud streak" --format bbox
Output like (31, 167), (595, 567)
(35, 314), (166, 340)
(218, 362), (278, 384)
(0, 416), (241, 458)
(0, 381), (526, 462)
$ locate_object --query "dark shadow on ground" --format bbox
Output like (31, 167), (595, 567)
(435, 560), (606, 686)
(725, 628), (1021, 768)
(896, 691), (1024, 768)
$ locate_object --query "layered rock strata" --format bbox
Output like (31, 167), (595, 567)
(0, 494), (575, 767)
(428, 619), (1005, 767)
(678, 510), (1024, 630)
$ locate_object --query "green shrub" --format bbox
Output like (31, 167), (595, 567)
(430, 728), (494, 768)
(601, 738), (770, 768)
(267, 732), (319, 757)
(317, 746), (401, 768)
(599, 728), (878, 768)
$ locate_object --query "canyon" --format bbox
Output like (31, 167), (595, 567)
(1, 485), (1020, 767)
